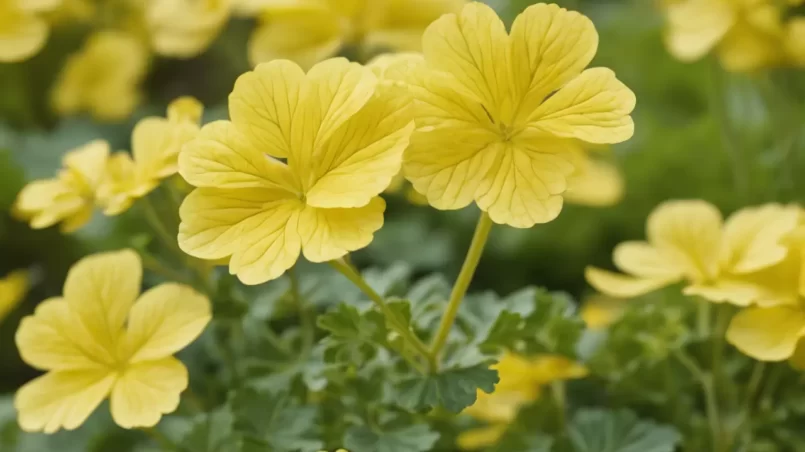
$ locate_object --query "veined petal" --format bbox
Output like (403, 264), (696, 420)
(422, 2), (515, 121)
(110, 357), (187, 429)
(178, 188), (303, 284)
(664, 0), (735, 62)
(179, 121), (300, 192)
(15, 369), (116, 434)
(404, 127), (499, 211)
(727, 305), (805, 361)
(63, 140), (111, 189)
(721, 204), (800, 274)
(585, 267), (678, 298)
(475, 141), (576, 228)
(298, 197), (385, 263)
(510, 3), (598, 118)
(123, 284), (211, 363)
(526, 68), (636, 144)
(16, 297), (111, 370)
(229, 59), (307, 159)
(646, 200), (723, 283)
(406, 66), (491, 129)
(63, 250), (142, 359)
(292, 58), (377, 189)
(683, 280), (775, 306)
(613, 241), (686, 278)
(131, 117), (191, 182)
(305, 89), (414, 208)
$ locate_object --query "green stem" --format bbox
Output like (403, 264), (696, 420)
(674, 350), (723, 452)
(429, 212), (494, 364)
(697, 301), (712, 338)
(329, 259), (431, 371)
(141, 427), (177, 451)
(551, 380), (567, 431)
(709, 59), (749, 198)
(141, 196), (182, 254)
(140, 252), (191, 284)
(289, 267), (314, 359)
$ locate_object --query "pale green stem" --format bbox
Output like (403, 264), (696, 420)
(674, 350), (723, 452)
(551, 380), (567, 431)
(429, 212), (494, 364)
(289, 267), (314, 359)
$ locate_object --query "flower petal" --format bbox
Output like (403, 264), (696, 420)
(0, 270), (28, 322)
(613, 241), (686, 278)
(0, 10), (48, 62)
(510, 3), (598, 117)
(404, 127), (499, 211)
(305, 89), (414, 208)
(299, 197), (386, 263)
(721, 204), (800, 274)
(585, 267), (678, 298)
(564, 155), (624, 207)
(663, 0), (735, 62)
(526, 68), (636, 144)
(15, 369), (116, 433)
(726, 305), (805, 361)
(422, 2), (514, 121)
(110, 357), (187, 429)
(124, 284), (211, 363)
(63, 140), (111, 189)
(229, 59), (307, 159)
(717, 20), (782, 72)
(63, 250), (142, 359)
(178, 188), (303, 284)
(132, 116), (196, 182)
(248, 7), (342, 70)
(179, 121), (300, 192)
(456, 425), (508, 451)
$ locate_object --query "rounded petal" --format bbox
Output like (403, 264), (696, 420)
(124, 284), (211, 363)
(15, 369), (116, 434)
(663, 0), (735, 62)
(229, 60), (307, 159)
(299, 197), (386, 263)
(526, 68), (636, 144)
(564, 157), (624, 207)
(585, 266), (678, 298)
(167, 96), (204, 124)
(178, 188), (303, 284)
(16, 297), (111, 370)
(457, 425), (508, 451)
(0, 270), (28, 322)
(726, 306), (805, 361)
(63, 249), (142, 354)
(110, 357), (187, 429)
(718, 21), (782, 72)
(63, 139), (111, 189)
(683, 280), (776, 306)
(147, 0), (229, 58)
(179, 120), (300, 192)
(721, 204), (800, 274)
(0, 11), (48, 62)
(646, 200), (723, 282)
(131, 117), (183, 182)
(364, 0), (464, 52)
(613, 241), (686, 278)
(511, 3), (599, 117)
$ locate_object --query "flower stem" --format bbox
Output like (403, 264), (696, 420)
(709, 59), (749, 199)
(429, 212), (494, 364)
(674, 350), (723, 452)
(141, 195), (182, 255)
(290, 267), (314, 360)
(551, 380), (567, 431)
(329, 259), (431, 371)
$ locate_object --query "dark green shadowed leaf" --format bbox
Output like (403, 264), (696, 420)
(344, 424), (439, 452)
(394, 363), (499, 413)
(567, 408), (681, 452)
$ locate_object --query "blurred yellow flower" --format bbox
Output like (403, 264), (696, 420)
(15, 140), (109, 233)
(786, 18), (805, 66)
(0, 0), (60, 62)
(52, 31), (149, 121)
(248, 0), (464, 69)
(402, 3), (635, 228)
(178, 58), (414, 284)
(146, 0), (230, 58)
(662, 0), (788, 72)
(0, 270), (29, 323)
(586, 201), (800, 305)
(14, 249), (211, 433)
(458, 353), (587, 450)
(580, 294), (627, 329)
(564, 149), (624, 207)
(98, 97), (204, 215)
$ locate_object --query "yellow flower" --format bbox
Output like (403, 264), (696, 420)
(786, 18), (805, 66)
(586, 201), (801, 305)
(662, 0), (788, 72)
(178, 58), (415, 285)
(248, 0), (464, 69)
(458, 353), (587, 450)
(0, 270), (29, 323)
(146, 0), (230, 58)
(52, 31), (149, 121)
(98, 97), (204, 215)
(0, 0), (60, 62)
(14, 249), (211, 433)
(402, 3), (635, 228)
(580, 294), (626, 329)
(564, 148), (624, 207)
(15, 140), (109, 233)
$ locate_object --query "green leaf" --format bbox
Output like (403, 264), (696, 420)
(178, 410), (240, 452)
(567, 408), (681, 452)
(344, 424), (440, 452)
(394, 363), (499, 413)
(231, 388), (323, 452)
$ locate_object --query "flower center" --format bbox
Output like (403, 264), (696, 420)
(497, 123), (518, 142)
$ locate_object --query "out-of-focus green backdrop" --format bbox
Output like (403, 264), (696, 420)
(1, 0), (804, 393)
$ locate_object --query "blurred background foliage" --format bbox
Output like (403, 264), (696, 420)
(1, 0), (805, 408)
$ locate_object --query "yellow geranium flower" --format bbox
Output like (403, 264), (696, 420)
(586, 201), (801, 305)
(146, 0), (230, 58)
(0, 0), (60, 62)
(458, 353), (587, 450)
(15, 140), (109, 233)
(0, 270), (29, 323)
(98, 97), (204, 215)
(14, 249), (211, 433)
(662, 0), (788, 72)
(52, 31), (149, 121)
(786, 18), (805, 66)
(248, 0), (464, 69)
(178, 58), (415, 285)
(402, 3), (636, 228)
(580, 294), (626, 329)
(564, 148), (624, 207)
